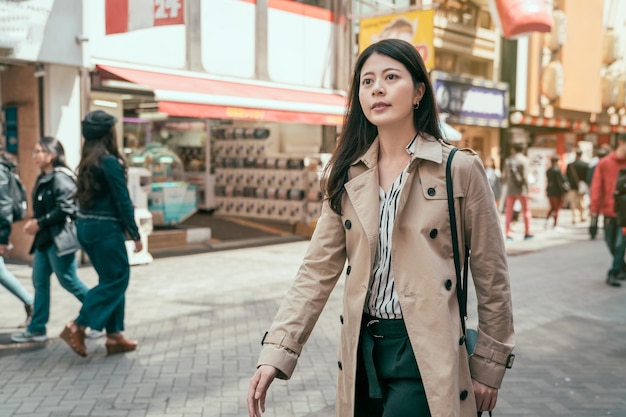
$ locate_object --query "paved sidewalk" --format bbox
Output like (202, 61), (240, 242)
(0, 210), (624, 417)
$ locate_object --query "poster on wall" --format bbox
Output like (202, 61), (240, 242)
(358, 9), (434, 69)
(527, 147), (554, 215)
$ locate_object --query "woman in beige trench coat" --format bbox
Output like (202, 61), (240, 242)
(248, 39), (515, 417)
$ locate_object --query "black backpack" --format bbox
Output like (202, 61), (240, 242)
(614, 167), (626, 226)
(1, 163), (28, 222)
(506, 157), (525, 187)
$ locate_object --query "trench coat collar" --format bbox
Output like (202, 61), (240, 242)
(350, 133), (444, 170)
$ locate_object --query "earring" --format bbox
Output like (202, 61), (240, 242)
(413, 102), (420, 110)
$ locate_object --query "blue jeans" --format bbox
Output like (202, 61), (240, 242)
(76, 218), (130, 334)
(0, 257), (34, 306)
(28, 245), (88, 335)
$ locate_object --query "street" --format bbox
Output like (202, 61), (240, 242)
(0, 214), (625, 417)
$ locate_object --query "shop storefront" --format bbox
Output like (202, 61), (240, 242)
(91, 65), (346, 226)
(431, 70), (509, 162)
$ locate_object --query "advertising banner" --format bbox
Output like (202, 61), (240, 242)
(358, 9), (434, 69)
(106, 0), (185, 35)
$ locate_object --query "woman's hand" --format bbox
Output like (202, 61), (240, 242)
(472, 379), (498, 413)
(23, 219), (40, 235)
(133, 239), (143, 253)
(247, 365), (278, 417)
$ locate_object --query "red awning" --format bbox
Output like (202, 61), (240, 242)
(96, 64), (347, 125)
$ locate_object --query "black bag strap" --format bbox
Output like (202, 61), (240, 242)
(448, 148), (493, 417)
(446, 148), (470, 335)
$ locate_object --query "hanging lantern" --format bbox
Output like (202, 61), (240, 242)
(544, 9), (566, 51)
(602, 72), (618, 108)
(603, 28), (620, 65)
(494, 0), (552, 39)
(541, 60), (564, 102)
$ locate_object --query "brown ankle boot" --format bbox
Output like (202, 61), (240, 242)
(105, 333), (138, 355)
(59, 321), (87, 357)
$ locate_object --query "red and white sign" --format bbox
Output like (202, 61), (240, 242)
(105, 0), (184, 35)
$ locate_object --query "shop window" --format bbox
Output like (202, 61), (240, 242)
(435, 51), (457, 73)
(439, 0), (481, 26)
(291, 0), (332, 10)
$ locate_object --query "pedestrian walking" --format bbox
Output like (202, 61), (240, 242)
(566, 148), (589, 224)
(247, 39), (515, 417)
(59, 110), (142, 357)
(484, 155), (502, 206)
(503, 142), (533, 241)
(0, 147), (34, 328)
(11, 137), (88, 343)
(588, 146), (610, 239)
(589, 133), (626, 287)
(545, 155), (569, 230)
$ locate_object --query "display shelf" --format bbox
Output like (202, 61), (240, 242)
(213, 129), (324, 224)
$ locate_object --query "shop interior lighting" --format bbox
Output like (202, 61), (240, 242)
(137, 111), (168, 121)
(93, 99), (119, 108)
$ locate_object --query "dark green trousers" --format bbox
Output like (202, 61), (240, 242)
(354, 315), (431, 417)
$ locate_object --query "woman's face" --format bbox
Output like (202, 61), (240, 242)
(358, 52), (424, 130)
(32, 144), (54, 170)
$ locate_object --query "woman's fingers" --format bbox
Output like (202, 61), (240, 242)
(247, 365), (277, 417)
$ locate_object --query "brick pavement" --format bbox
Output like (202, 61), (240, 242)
(0, 210), (624, 417)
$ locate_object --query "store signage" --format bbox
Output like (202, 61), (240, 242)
(431, 71), (509, 128)
(105, 0), (185, 35)
(358, 9), (435, 69)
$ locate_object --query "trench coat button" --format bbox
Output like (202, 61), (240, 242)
(445, 279), (453, 290)
(427, 187), (436, 196)
(337, 361), (343, 370)
(460, 390), (468, 400)
(346, 265), (351, 275)
(344, 220), (352, 230)
(429, 228), (438, 239)
(339, 315), (344, 324)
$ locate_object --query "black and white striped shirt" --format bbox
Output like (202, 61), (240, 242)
(365, 137), (418, 319)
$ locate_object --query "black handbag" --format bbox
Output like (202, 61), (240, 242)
(446, 148), (490, 417)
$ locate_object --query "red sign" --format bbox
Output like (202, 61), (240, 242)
(106, 0), (185, 35)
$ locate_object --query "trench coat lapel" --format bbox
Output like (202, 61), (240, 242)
(396, 136), (444, 217)
(345, 139), (380, 268)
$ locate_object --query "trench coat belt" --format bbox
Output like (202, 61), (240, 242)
(361, 313), (408, 399)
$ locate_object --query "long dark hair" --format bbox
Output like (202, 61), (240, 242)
(75, 127), (127, 209)
(322, 38), (442, 215)
(39, 136), (70, 170)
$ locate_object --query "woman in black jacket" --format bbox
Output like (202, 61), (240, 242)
(545, 155), (569, 230)
(60, 110), (142, 357)
(11, 137), (89, 343)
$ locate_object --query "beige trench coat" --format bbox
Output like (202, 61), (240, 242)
(258, 137), (515, 417)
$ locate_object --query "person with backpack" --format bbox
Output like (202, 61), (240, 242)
(10, 137), (90, 343)
(566, 148), (589, 224)
(503, 142), (533, 241)
(0, 146), (34, 328)
(589, 133), (626, 287)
